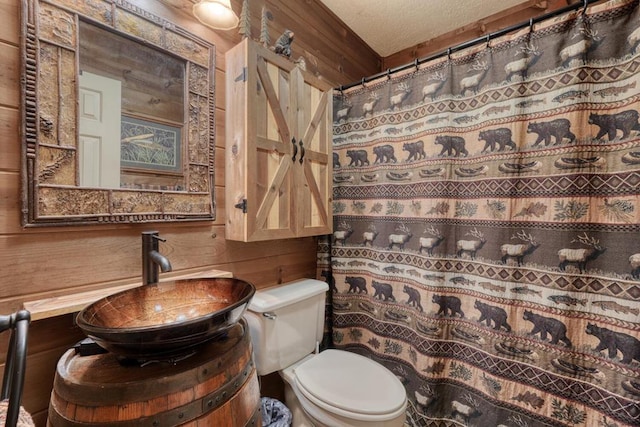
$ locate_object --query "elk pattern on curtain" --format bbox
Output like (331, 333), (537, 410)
(321, 1), (640, 426)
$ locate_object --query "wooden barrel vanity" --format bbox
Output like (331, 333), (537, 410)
(47, 321), (260, 427)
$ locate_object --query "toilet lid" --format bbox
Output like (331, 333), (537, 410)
(294, 349), (406, 416)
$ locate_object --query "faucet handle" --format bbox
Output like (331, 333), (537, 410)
(142, 231), (166, 243)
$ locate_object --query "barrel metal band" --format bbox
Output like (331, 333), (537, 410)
(245, 405), (261, 426)
(48, 358), (256, 427)
(198, 358), (255, 420)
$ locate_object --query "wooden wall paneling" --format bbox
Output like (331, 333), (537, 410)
(152, 0), (374, 82)
(0, 232), (143, 306)
(0, 172), (22, 234)
(382, 0), (569, 70)
(218, 248), (318, 287)
(214, 186), (225, 225)
(215, 146), (225, 191)
(152, 0), (380, 85)
(19, 349), (65, 422)
(215, 67), (226, 114)
(0, 314), (79, 362)
(215, 106), (226, 225)
(0, 228), (319, 308)
(192, 235), (318, 267)
(213, 53), (225, 228)
(0, 43), (19, 107)
(266, 0), (380, 84)
(20, 337), (86, 416)
(0, 106), (19, 172)
(230, 0), (379, 86)
(274, 0), (372, 56)
(215, 107), (226, 148)
(0, 0), (19, 45)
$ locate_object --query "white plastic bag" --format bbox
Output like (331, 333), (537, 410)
(261, 397), (292, 427)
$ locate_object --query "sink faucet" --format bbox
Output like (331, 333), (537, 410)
(142, 231), (172, 285)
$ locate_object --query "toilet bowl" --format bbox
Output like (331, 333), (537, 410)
(281, 351), (407, 427)
(244, 279), (407, 427)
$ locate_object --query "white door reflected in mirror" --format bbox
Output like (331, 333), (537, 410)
(79, 71), (122, 188)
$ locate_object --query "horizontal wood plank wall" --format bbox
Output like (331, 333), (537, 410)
(382, 0), (575, 70)
(0, 0), (379, 424)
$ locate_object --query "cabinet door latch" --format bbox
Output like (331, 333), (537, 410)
(234, 199), (247, 213)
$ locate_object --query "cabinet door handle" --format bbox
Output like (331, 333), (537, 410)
(299, 140), (305, 164)
(291, 137), (298, 162)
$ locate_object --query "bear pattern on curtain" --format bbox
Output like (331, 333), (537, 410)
(324, 0), (640, 426)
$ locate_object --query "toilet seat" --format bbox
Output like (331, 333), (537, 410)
(293, 349), (406, 422)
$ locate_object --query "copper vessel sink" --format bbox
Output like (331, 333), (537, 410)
(76, 277), (255, 360)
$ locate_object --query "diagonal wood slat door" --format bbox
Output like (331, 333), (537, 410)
(292, 68), (333, 237)
(226, 39), (332, 242)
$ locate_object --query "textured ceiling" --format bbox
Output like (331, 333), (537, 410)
(318, 0), (533, 57)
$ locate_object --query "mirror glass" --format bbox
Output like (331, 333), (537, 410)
(78, 21), (185, 190)
(22, 0), (216, 226)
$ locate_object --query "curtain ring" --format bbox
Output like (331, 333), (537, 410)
(361, 77), (366, 88)
(529, 18), (534, 33)
(386, 68), (391, 80)
(447, 47), (452, 61)
(582, 0), (588, 14)
(414, 58), (419, 72)
(339, 85), (344, 96)
(486, 34), (491, 48)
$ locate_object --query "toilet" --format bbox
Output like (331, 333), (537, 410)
(244, 279), (407, 427)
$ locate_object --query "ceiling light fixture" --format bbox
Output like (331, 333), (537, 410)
(193, 0), (239, 30)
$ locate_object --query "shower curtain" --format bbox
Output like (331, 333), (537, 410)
(320, 1), (640, 425)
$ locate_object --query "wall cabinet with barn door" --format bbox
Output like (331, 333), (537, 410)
(225, 39), (333, 242)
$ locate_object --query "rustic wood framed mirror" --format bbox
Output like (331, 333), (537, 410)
(21, 0), (215, 226)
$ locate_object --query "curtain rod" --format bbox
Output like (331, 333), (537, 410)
(338, 0), (604, 92)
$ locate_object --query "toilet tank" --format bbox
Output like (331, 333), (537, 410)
(244, 279), (328, 376)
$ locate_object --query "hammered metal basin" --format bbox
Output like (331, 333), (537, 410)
(76, 277), (255, 360)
